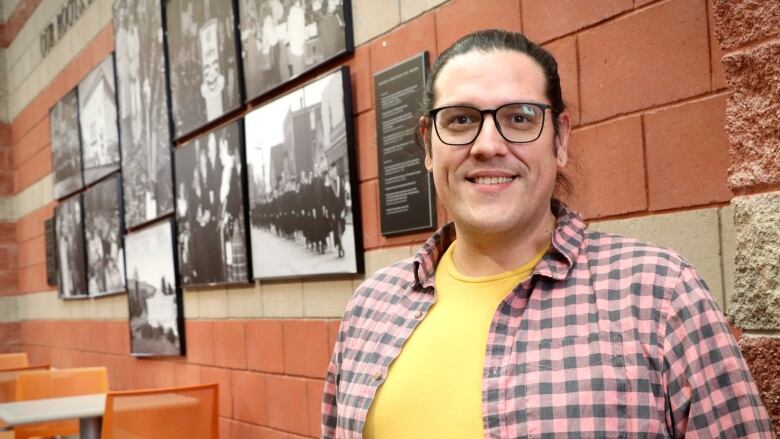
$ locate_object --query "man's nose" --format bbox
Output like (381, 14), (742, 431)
(470, 114), (508, 158)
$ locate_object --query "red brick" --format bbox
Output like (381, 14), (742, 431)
(378, 227), (434, 249)
(0, 124), (9, 146)
(435, 0), (522, 51)
(87, 321), (109, 354)
(202, 366), (233, 417)
(355, 111), (378, 182)
(707, 0), (726, 90)
(644, 95), (732, 211)
(104, 321), (131, 356)
(359, 180), (380, 249)
(346, 46), (372, 114)
(0, 269), (17, 295)
(306, 379), (324, 437)
(566, 116), (646, 219)
(543, 36), (580, 126)
(17, 235), (44, 268)
(12, 116), (49, 170)
(220, 417), (232, 439)
(369, 13), (437, 73)
(0, 171), (12, 195)
(173, 361), (203, 387)
(265, 375), (309, 435)
(17, 264), (46, 293)
(326, 320), (340, 354)
(231, 421), (265, 439)
(185, 320), (215, 365)
(522, 0), (632, 43)
(231, 370), (268, 425)
(0, 223), (14, 243)
(257, 427), (289, 439)
(2, 0), (40, 47)
(10, 95), (46, 146)
(14, 145), (51, 194)
(245, 319), (284, 374)
(578, 0), (710, 123)
(635, 0), (657, 6)
(282, 320), (330, 379)
(104, 354), (135, 390)
(0, 147), (12, 170)
(213, 320), (247, 369)
(15, 203), (55, 243)
(0, 247), (16, 271)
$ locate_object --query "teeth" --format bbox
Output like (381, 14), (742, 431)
(474, 176), (514, 185)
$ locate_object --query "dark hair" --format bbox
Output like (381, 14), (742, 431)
(420, 29), (573, 196)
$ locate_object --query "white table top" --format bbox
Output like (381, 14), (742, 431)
(0, 393), (105, 425)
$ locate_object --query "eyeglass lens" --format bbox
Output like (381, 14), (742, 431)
(434, 103), (545, 145)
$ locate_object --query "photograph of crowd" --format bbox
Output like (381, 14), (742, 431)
(78, 54), (120, 186)
(245, 68), (361, 279)
(51, 89), (83, 200)
(114, 0), (174, 229)
(238, 0), (351, 101)
(125, 220), (183, 356)
(55, 195), (88, 299)
(165, 0), (242, 139)
(84, 175), (126, 297)
(175, 121), (250, 286)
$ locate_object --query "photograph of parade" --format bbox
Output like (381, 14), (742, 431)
(51, 89), (83, 200)
(245, 68), (361, 279)
(84, 175), (126, 297)
(125, 220), (183, 356)
(166, 0), (242, 138)
(114, 0), (174, 229)
(175, 121), (250, 286)
(238, 0), (351, 101)
(78, 54), (120, 186)
(55, 195), (88, 299)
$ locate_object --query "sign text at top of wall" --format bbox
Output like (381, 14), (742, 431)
(39, 0), (97, 58)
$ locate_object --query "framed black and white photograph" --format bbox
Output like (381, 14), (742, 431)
(245, 67), (362, 279)
(165, 0), (242, 139)
(51, 89), (83, 200)
(78, 54), (120, 186)
(237, 0), (352, 101)
(125, 219), (183, 356)
(175, 121), (250, 286)
(114, 0), (174, 229)
(55, 194), (88, 299)
(84, 174), (126, 297)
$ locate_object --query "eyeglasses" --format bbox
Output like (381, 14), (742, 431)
(428, 102), (551, 146)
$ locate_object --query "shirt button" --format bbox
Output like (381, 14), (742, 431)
(373, 371), (383, 381)
(413, 311), (423, 319)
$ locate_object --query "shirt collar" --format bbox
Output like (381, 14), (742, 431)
(411, 200), (585, 289)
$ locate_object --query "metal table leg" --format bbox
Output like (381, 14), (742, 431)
(79, 416), (102, 439)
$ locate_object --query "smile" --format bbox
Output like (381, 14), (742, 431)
(471, 176), (516, 185)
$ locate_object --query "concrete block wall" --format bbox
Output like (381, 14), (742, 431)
(0, 0), (764, 436)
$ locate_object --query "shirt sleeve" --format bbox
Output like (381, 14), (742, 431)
(322, 311), (349, 438)
(662, 264), (774, 438)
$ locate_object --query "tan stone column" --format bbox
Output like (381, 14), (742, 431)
(712, 0), (780, 433)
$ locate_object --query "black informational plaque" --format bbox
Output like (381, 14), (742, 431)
(44, 218), (57, 286)
(374, 53), (436, 236)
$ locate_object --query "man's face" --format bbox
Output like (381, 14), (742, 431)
(420, 50), (570, 237)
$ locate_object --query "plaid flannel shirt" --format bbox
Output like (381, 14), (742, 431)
(322, 202), (774, 438)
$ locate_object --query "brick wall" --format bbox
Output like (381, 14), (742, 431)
(0, 0), (767, 437)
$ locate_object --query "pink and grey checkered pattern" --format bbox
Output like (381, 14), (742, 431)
(322, 201), (774, 438)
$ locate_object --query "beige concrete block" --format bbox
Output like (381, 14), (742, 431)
(351, 273), (367, 293)
(589, 208), (725, 310)
(13, 174), (53, 221)
(364, 245), (413, 278)
(66, 297), (94, 320)
(92, 293), (121, 319)
(261, 280), (304, 317)
(226, 285), (262, 318)
(720, 205), (736, 313)
(0, 296), (19, 323)
(0, 197), (12, 222)
(39, 291), (61, 319)
(352, 0), (401, 45)
(302, 279), (354, 318)
(195, 288), (228, 319)
(1, 0), (22, 22)
(400, 0), (447, 22)
(182, 290), (199, 319)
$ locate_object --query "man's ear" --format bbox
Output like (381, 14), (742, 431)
(554, 112), (571, 167)
(419, 116), (433, 172)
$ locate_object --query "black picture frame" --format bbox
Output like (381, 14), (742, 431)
(164, 0), (243, 139)
(125, 219), (185, 357)
(237, 0), (353, 102)
(114, 0), (175, 230)
(50, 89), (83, 200)
(174, 120), (251, 287)
(245, 66), (363, 280)
(78, 54), (121, 186)
(84, 174), (127, 297)
(55, 194), (88, 299)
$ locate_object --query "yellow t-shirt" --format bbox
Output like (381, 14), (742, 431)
(363, 241), (548, 438)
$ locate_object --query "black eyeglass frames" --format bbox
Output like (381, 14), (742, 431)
(428, 102), (552, 146)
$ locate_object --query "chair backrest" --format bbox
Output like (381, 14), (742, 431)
(14, 367), (109, 439)
(0, 353), (28, 370)
(0, 365), (49, 403)
(101, 383), (219, 439)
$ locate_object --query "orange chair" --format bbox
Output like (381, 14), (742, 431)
(0, 365), (49, 403)
(14, 367), (109, 439)
(101, 383), (219, 439)
(0, 354), (28, 371)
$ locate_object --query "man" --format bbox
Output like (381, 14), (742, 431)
(323, 30), (774, 438)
